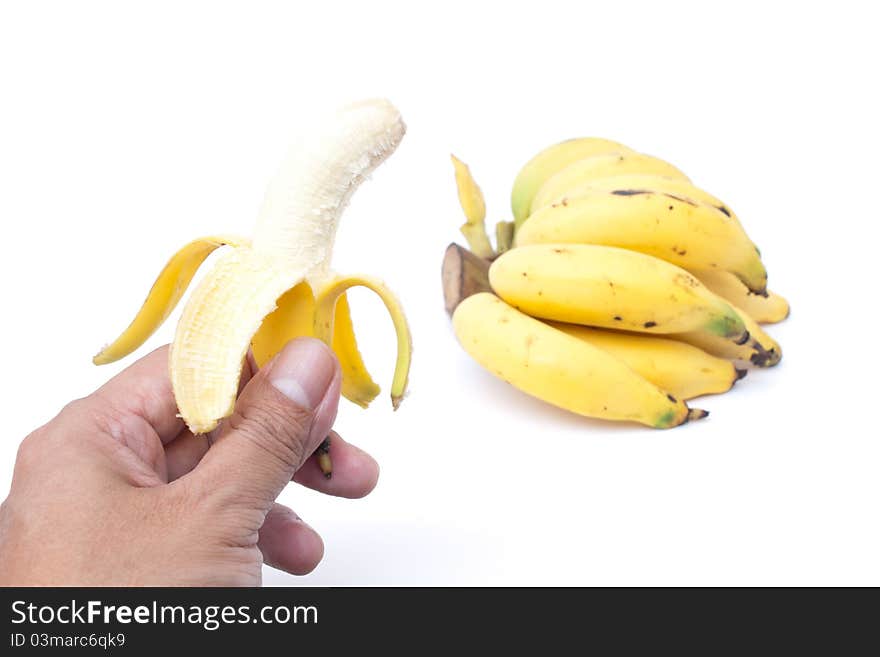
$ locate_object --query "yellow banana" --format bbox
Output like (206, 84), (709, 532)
(528, 172), (777, 298)
(692, 269), (789, 324)
(94, 99), (412, 433)
(514, 189), (767, 293)
(529, 153), (690, 213)
(510, 137), (633, 228)
(532, 172), (729, 212)
(453, 293), (707, 428)
(489, 244), (749, 342)
(670, 303), (782, 367)
(547, 322), (746, 400)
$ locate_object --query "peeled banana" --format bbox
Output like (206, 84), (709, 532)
(95, 99), (412, 434)
(453, 293), (707, 428)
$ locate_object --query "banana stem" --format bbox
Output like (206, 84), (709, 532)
(495, 221), (515, 255)
(451, 155), (495, 259)
(460, 224), (495, 259)
(441, 243), (492, 315)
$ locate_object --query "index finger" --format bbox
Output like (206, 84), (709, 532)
(91, 345), (257, 443)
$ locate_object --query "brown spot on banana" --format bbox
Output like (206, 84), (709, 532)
(674, 273), (698, 288)
(611, 189), (651, 196)
(663, 193), (697, 206)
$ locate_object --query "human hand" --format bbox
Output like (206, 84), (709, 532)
(0, 338), (379, 586)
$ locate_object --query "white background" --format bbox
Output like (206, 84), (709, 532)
(1, 1), (877, 585)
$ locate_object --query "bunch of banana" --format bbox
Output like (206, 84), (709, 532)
(445, 137), (787, 428)
(94, 99), (412, 445)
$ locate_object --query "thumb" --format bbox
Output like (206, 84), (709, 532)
(195, 337), (341, 510)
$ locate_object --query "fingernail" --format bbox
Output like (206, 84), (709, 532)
(269, 338), (336, 410)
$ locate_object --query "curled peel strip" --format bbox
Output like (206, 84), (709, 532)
(314, 276), (412, 411)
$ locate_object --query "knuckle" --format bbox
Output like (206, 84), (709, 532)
(82, 398), (127, 441)
(218, 507), (266, 546)
(57, 396), (94, 426)
(15, 429), (48, 472)
(46, 396), (108, 447)
(169, 477), (265, 549)
(227, 398), (314, 471)
(57, 397), (84, 417)
(14, 396), (92, 468)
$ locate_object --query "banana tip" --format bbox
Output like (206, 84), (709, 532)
(746, 282), (769, 297)
(687, 408), (709, 422)
(750, 347), (781, 368)
(92, 347), (112, 365)
(391, 394), (403, 411)
(734, 367), (748, 381)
